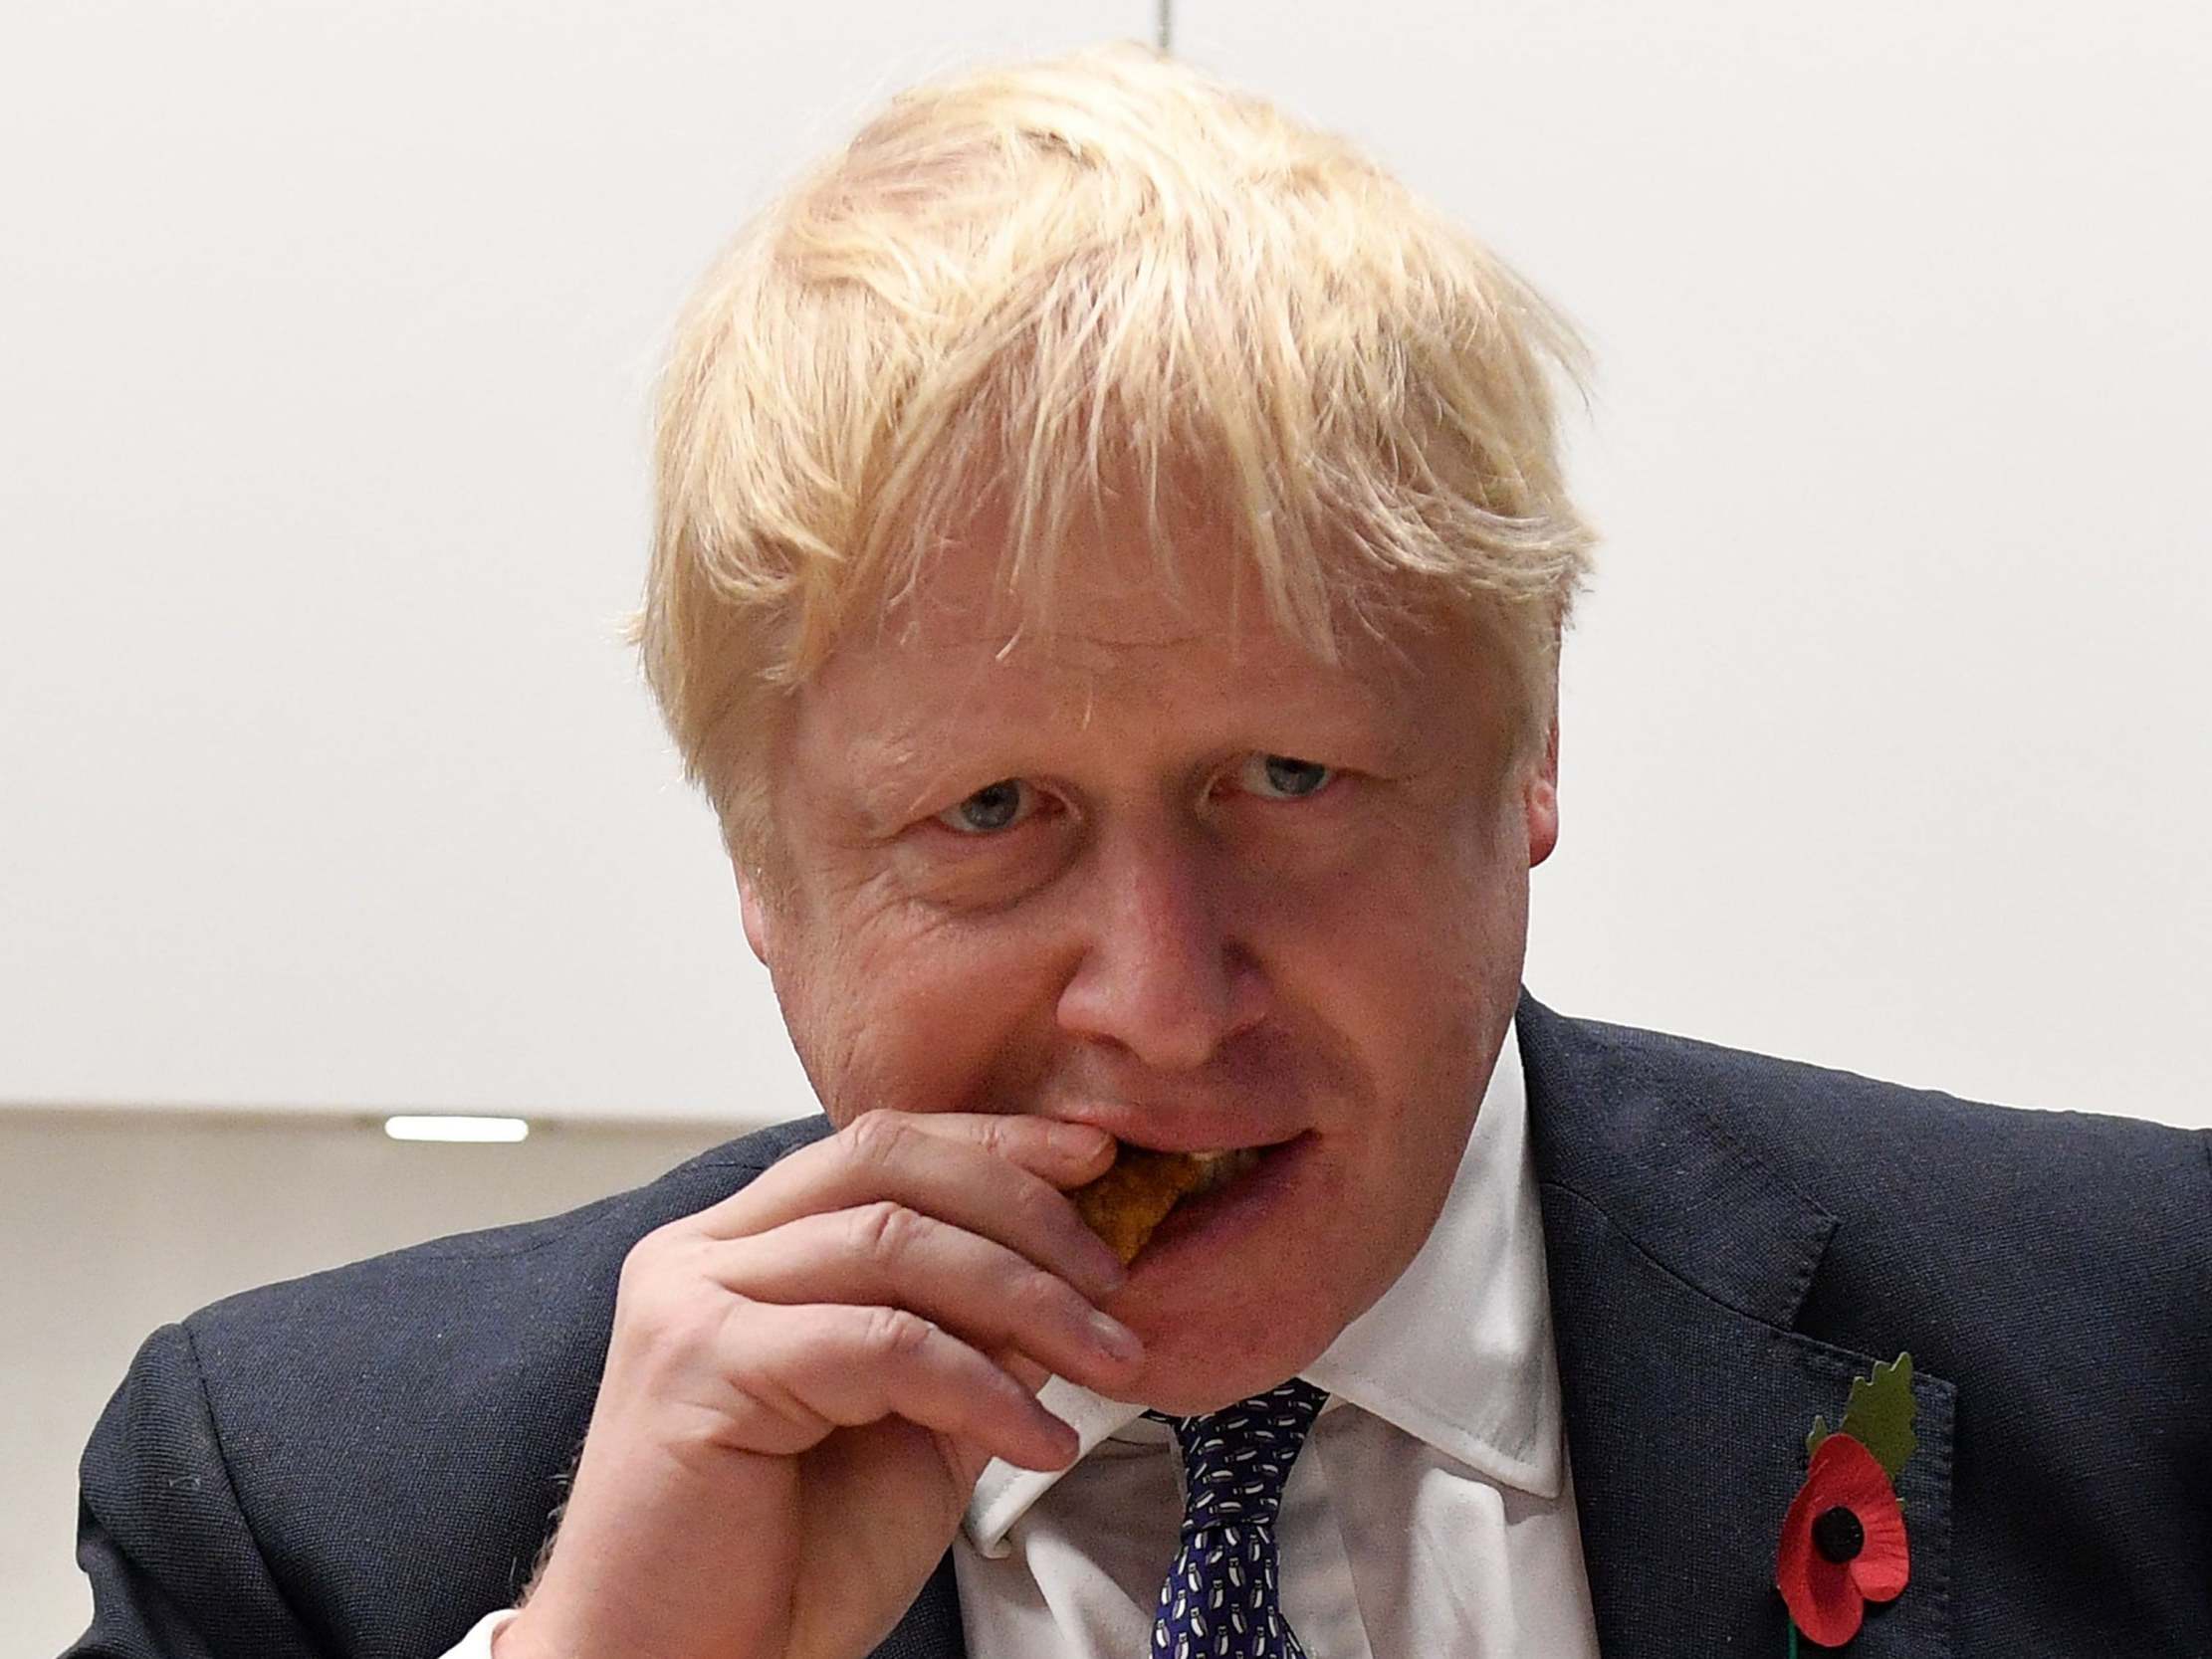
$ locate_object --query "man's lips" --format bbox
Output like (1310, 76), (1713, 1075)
(1135, 1131), (1314, 1255)
(1045, 1110), (1309, 1158)
(1064, 1131), (1311, 1266)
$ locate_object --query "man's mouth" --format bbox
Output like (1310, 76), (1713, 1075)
(1175, 1143), (1267, 1192)
(1069, 1138), (1293, 1265)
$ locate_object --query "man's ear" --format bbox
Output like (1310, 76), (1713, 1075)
(1524, 715), (1560, 869)
(737, 866), (774, 966)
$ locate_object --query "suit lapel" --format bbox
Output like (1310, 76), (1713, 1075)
(1519, 994), (1955, 1658)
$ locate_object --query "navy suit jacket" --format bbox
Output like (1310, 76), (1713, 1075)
(70, 995), (2211, 1657)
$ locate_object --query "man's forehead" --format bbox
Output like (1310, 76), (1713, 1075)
(795, 585), (1472, 804)
(892, 527), (1265, 648)
(791, 497), (1493, 772)
(881, 528), (1436, 681)
(821, 617), (1406, 736)
(898, 609), (1351, 682)
(848, 565), (1438, 713)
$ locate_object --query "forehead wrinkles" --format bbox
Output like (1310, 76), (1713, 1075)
(924, 615), (1408, 727)
(883, 479), (1313, 650)
(830, 633), (1200, 785)
(800, 523), (1462, 799)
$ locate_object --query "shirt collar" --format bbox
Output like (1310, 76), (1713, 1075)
(965, 1019), (1561, 1556)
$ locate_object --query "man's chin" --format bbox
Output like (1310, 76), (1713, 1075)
(1082, 1129), (1425, 1410)
(1107, 1328), (1338, 1417)
(1101, 1259), (1355, 1415)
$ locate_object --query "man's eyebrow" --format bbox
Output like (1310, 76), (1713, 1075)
(833, 729), (968, 828)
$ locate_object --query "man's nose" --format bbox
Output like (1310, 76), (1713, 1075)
(1054, 822), (1269, 1071)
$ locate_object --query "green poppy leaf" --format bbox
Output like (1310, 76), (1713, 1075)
(1836, 1351), (1918, 1479)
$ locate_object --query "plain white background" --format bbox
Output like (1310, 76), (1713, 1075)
(3, 0), (2206, 1647)
(3, 1), (2207, 1128)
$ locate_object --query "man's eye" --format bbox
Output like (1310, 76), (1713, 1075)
(1238, 753), (1336, 800)
(935, 779), (1036, 835)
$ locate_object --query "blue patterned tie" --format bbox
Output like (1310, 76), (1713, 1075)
(1147, 1379), (1330, 1659)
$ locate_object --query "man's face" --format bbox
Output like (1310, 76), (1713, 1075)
(740, 518), (1558, 1413)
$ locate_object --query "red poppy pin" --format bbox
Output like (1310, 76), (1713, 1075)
(1774, 1352), (1917, 1650)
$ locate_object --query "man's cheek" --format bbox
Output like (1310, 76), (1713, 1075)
(849, 973), (1043, 1117)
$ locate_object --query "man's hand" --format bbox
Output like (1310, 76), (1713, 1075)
(495, 1112), (1140, 1659)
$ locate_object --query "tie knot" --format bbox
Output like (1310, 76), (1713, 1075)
(1149, 1378), (1328, 1531)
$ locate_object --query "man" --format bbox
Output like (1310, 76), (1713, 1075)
(69, 44), (2207, 1659)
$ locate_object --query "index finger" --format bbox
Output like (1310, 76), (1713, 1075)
(894, 1111), (1117, 1187)
(683, 1111), (1122, 1287)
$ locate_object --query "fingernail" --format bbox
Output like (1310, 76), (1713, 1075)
(1089, 1310), (1143, 1362)
(1075, 1243), (1127, 1296)
(1051, 1121), (1113, 1157)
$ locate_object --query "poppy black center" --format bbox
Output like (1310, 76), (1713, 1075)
(1812, 1505), (1867, 1562)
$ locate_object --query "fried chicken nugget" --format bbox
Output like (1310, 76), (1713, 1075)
(1069, 1144), (1248, 1265)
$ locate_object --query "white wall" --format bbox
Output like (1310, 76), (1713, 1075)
(4, 0), (2206, 1131)
(6, 3), (2204, 1136)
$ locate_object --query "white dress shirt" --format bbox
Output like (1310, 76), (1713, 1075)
(445, 1021), (1598, 1659)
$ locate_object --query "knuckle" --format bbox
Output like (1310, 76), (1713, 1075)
(838, 1109), (911, 1171)
(972, 1114), (1013, 1158)
(850, 1198), (923, 1267)
(1006, 1263), (1070, 1324)
(614, 1226), (719, 1342)
(859, 1304), (936, 1364)
(616, 1223), (679, 1295)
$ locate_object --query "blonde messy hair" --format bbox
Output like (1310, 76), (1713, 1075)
(636, 42), (1596, 865)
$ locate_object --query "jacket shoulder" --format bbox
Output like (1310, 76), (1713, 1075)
(1532, 1002), (2207, 1227)
(1524, 995), (2209, 1395)
(183, 1113), (831, 1382)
